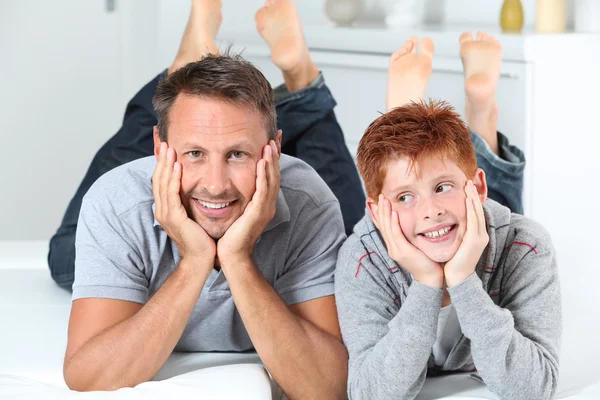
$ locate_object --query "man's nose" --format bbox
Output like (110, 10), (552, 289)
(203, 159), (229, 194)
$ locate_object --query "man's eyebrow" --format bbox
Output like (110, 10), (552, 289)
(223, 140), (257, 153)
(180, 140), (258, 153)
(180, 142), (208, 152)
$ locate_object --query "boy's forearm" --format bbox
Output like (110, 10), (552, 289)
(223, 258), (348, 399)
(344, 282), (441, 400)
(448, 273), (560, 399)
(64, 258), (211, 391)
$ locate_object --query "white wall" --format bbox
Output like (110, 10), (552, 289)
(0, 0), (129, 240)
(0, 0), (576, 241)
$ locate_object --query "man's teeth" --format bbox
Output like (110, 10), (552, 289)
(199, 200), (231, 209)
(423, 226), (452, 238)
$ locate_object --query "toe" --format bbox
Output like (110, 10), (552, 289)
(391, 45), (409, 62)
(459, 32), (473, 44)
(476, 31), (485, 41)
(419, 37), (435, 57)
(409, 36), (418, 54)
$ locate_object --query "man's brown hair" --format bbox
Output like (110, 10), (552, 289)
(356, 99), (477, 199)
(153, 50), (277, 142)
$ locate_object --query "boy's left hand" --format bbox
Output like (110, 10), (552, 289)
(444, 180), (489, 287)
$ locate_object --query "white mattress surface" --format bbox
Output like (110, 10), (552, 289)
(0, 241), (598, 399)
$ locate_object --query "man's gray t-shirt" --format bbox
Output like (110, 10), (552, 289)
(72, 154), (346, 352)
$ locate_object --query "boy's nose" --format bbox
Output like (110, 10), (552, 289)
(421, 197), (445, 219)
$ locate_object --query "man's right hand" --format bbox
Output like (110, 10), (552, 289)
(153, 142), (216, 269)
(376, 194), (444, 288)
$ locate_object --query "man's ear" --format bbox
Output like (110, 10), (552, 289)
(153, 126), (162, 158)
(472, 168), (488, 204)
(274, 129), (283, 156)
(366, 197), (381, 230)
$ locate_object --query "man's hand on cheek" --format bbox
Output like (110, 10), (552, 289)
(444, 180), (489, 287)
(217, 140), (280, 269)
(153, 143), (216, 273)
(377, 195), (444, 289)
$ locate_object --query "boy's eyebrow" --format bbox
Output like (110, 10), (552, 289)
(388, 174), (459, 194)
(388, 183), (413, 194)
(430, 174), (457, 183)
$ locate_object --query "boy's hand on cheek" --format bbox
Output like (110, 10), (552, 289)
(377, 195), (444, 289)
(444, 181), (489, 287)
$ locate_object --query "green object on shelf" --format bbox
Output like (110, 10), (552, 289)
(501, 0), (524, 33)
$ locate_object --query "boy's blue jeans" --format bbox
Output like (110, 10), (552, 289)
(47, 71), (524, 290)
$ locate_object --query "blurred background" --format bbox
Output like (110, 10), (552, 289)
(1, 0), (597, 240)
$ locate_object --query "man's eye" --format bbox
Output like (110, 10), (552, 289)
(188, 151), (202, 158)
(398, 194), (414, 203)
(436, 184), (452, 193)
(230, 151), (246, 159)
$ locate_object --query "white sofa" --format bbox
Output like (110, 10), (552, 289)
(1, 241), (598, 399)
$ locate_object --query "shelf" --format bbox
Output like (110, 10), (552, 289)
(219, 24), (599, 63)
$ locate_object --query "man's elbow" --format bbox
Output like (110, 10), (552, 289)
(63, 361), (127, 392)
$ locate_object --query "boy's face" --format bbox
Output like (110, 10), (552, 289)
(368, 155), (487, 263)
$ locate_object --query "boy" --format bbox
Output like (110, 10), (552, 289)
(335, 100), (561, 399)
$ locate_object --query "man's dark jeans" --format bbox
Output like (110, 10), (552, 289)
(48, 72), (366, 289)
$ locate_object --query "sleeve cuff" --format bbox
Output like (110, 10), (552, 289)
(273, 72), (325, 106)
(278, 282), (334, 306)
(72, 285), (148, 304)
(470, 130), (526, 176)
(389, 280), (442, 332)
(446, 273), (490, 315)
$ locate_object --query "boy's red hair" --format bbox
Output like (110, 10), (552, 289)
(357, 100), (477, 199)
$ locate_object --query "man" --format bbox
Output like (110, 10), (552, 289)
(48, 0), (365, 289)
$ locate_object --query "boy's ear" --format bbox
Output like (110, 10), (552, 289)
(153, 126), (161, 157)
(472, 168), (488, 204)
(366, 197), (381, 230)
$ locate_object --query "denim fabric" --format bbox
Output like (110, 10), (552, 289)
(470, 131), (525, 214)
(47, 71), (365, 289)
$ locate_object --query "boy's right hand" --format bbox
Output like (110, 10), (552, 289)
(377, 194), (444, 288)
(153, 142), (216, 273)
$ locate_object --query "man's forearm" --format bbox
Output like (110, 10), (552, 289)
(64, 258), (211, 391)
(223, 258), (348, 399)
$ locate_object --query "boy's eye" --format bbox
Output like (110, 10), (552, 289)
(436, 184), (452, 193)
(398, 194), (414, 203)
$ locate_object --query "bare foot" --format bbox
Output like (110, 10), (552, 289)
(168, 0), (222, 75)
(255, 0), (318, 92)
(460, 31), (501, 154)
(386, 37), (435, 111)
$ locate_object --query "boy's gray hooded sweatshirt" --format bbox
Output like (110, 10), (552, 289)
(335, 200), (561, 400)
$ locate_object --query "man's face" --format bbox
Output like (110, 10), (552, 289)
(155, 94), (277, 239)
(371, 156), (486, 263)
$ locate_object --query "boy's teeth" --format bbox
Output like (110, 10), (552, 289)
(199, 201), (231, 209)
(424, 226), (451, 238)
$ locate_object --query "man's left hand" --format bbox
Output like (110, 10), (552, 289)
(217, 140), (280, 267)
(444, 180), (489, 287)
